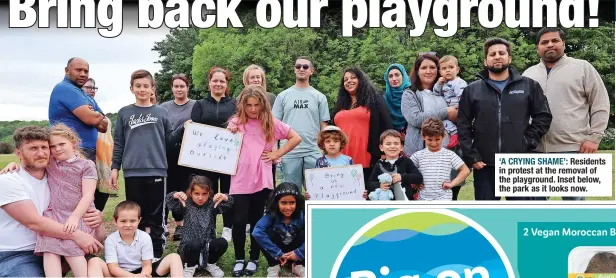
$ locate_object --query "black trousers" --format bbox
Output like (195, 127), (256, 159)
(182, 238), (228, 267)
(165, 157), (191, 222)
(259, 228), (305, 267)
(232, 189), (271, 261)
(203, 171), (232, 229)
(125, 176), (167, 258)
(473, 166), (531, 201)
(83, 148), (110, 211)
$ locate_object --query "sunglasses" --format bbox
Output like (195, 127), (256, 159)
(295, 64), (310, 70)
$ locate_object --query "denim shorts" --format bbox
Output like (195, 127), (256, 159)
(0, 250), (44, 277)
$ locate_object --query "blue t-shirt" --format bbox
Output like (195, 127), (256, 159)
(48, 76), (103, 150)
(315, 154), (354, 168)
(488, 78), (509, 93)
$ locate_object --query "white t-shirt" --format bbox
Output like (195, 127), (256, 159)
(0, 170), (50, 251)
(105, 230), (154, 272)
(410, 148), (464, 201)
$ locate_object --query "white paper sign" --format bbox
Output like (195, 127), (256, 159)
(178, 122), (243, 175)
(305, 165), (365, 200)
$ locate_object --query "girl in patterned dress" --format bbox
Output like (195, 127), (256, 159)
(36, 124), (99, 277)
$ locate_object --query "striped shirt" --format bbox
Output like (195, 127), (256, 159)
(410, 148), (464, 200)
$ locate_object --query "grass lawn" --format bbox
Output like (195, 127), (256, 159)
(0, 150), (614, 276)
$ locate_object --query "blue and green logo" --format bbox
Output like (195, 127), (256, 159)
(331, 209), (515, 278)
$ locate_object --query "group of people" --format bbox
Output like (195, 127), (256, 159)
(0, 27), (610, 278)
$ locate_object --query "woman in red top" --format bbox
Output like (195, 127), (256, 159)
(331, 67), (393, 184)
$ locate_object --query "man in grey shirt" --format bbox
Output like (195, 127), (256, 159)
(159, 74), (196, 241)
(273, 57), (330, 190)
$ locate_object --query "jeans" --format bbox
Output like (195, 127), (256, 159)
(281, 154), (320, 191)
(0, 251), (44, 277)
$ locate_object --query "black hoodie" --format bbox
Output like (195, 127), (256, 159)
(367, 156), (423, 200)
(457, 67), (552, 166)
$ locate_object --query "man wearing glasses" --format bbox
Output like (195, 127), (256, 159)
(272, 56), (330, 191)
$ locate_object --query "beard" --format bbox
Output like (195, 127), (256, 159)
(542, 50), (562, 63)
(487, 64), (509, 74)
(23, 155), (49, 171)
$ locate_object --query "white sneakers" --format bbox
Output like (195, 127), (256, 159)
(205, 263), (225, 277)
(222, 227), (232, 242)
(266, 265), (281, 277)
(183, 264), (197, 278)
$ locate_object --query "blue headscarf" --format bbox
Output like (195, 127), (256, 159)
(384, 63), (411, 131)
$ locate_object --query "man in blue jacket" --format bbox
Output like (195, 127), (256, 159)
(457, 38), (553, 201)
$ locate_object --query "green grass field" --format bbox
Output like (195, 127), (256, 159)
(0, 151), (614, 277)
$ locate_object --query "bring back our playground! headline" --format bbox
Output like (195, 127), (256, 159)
(9, 0), (603, 38)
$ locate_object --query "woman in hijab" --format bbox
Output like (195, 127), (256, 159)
(384, 63), (411, 136)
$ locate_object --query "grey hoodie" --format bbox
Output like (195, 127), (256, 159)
(401, 89), (450, 156)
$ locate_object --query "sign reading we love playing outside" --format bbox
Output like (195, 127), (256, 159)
(178, 122), (243, 175)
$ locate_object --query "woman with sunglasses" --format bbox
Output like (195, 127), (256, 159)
(160, 73), (196, 241)
(330, 67), (393, 185)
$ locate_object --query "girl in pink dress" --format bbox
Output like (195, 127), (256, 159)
(36, 124), (98, 277)
(226, 84), (302, 276)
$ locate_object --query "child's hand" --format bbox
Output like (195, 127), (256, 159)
(212, 193), (228, 208)
(283, 251), (298, 262)
(174, 192), (188, 207)
(442, 181), (454, 190)
(227, 126), (239, 133)
(391, 173), (402, 183)
(419, 184), (425, 190)
(380, 183), (391, 191)
(279, 256), (288, 266)
(183, 119), (193, 128)
(261, 150), (280, 162)
(110, 169), (119, 190)
(362, 190), (368, 200)
(64, 216), (80, 234)
(304, 191), (311, 200)
(438, 77), (446, 85)
(0, 162), (20, 174)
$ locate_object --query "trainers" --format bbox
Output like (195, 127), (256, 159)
(205, 263), (224, 277)
(184, 264), (197, 278)
(266, 265), (280, 277)
(222, 227), (232, 242)
(292, 263), (305, 277)
(152, 257), (161, 263)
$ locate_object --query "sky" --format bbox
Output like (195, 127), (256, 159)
(0, 5), (170, 121)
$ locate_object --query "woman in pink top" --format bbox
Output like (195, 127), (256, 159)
(227, 84), (302, 276)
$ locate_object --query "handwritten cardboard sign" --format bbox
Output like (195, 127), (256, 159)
(304, 164), (365, 200)
(178, 122), (243, 175)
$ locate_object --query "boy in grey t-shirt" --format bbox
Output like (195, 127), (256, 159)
(410, 118), (470, 200)
(272, 57), (330, 189)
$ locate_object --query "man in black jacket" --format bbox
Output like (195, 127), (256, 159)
(457, 38), (552, 201)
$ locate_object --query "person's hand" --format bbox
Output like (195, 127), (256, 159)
(0, 162), (20, 174)
(579, 140), (599, 153)
(391, 173), (402, 183)
(174, 192), (188, 207)
(284, 251), (298, 262)
(227, 126), (239, 133)
(279, 256), (288, 266)
(447, 106), (458, 122)
(183, 119), (193, 129)
(380, 183), (391, 190)
(261, 150), (280, 163)
(64, 215), (80, 234)
(442, 181), (454, 190)
(418, 184), (425, 190)
(73, 231), (103, 254)
(304, 191), (311, 200)
(438, 77), (446, 85)
(212, 193), (228, 208)
(472, 161), (486, 170)
(83, 208), (104, 228)
(110, 169), (119, 190)
(362, 190), (368, 200)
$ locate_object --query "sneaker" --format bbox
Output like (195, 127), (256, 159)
(292, 263), (305, 277)
(153, 257), (161, 263)
(222, 227), (232, 242)
(205, 263), (225, 277)
(244, 260), (258, 276)
(184, 264), (197, 278)
(266, 265), (281, 277)
(246, 224), (251, 233)
(173, 226), (184, 241)
(232, 260), (245, 277)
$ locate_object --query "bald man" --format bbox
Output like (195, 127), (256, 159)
(48, 57), (110, 210)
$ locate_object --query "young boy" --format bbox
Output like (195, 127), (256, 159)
(410, 118), (471, 201)
(110, 69), (180, 259)
(86, 201), (184, 277)
(433, 55), (468, 150)
(368, 130), (424, 200)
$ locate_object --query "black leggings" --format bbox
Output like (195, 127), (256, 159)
(203, 171), (232, 229)
(259, 228), (305, 267)
(182, 238), (228, 267)
(231, 189), (271, 261)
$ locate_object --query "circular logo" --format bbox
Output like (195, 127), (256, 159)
(331, 209), (515, 278)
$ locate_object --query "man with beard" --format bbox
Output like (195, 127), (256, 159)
(48, 57), (110, 210)
(0, 126), (104, 277)
(457, 38), (553, 201)
(272, 57), (330, 190)
(523, 28), (610, 201)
